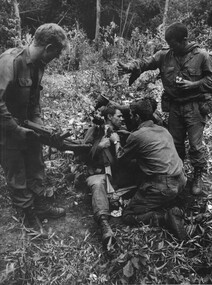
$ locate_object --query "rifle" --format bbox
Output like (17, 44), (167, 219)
(23, 120), (92, 153)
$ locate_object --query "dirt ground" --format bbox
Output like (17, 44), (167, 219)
(1, 165), (212, 284)
(0, 174), (196, 272)
(0, 179), (96, 274)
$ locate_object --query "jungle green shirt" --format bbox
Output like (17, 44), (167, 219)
(129, 43), (212, 102)
(118, 120), (183, 176)
(0, 46), (44, 148)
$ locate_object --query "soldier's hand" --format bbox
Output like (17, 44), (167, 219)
(117, 130), (130, 136)
(110, 132), (120, 144)
(16, 126), (38, 141)
(117, 61), (132, 76)
(99, 137), (111, 149)
(176, 79), (200, 90)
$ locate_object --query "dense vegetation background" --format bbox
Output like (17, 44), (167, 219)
(1, 0), (212, 284)
(1, 0), (212, 48)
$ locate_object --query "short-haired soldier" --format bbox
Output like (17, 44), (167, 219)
(118, 22), (212, 195)
(0, 23), (68, 235)
(84, 104), (140, 248)
(110, 98), (187, 240)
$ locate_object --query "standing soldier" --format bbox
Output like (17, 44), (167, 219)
(0, 23), (68, 235)
(118, 22), (212, 195)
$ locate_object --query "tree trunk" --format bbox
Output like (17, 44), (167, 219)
(10, 0), (22, 46)
(119, 0), (124, 36)
(95, 0), (101, 50)
(121, 1), (131, 37)
(162, 0), (169, 31)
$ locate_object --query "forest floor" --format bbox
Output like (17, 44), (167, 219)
(1, 71), (212, 284)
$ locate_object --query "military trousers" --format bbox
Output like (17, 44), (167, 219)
(0, 140), (45, 208)
(86, 174), (110, 221)
(168, 101), (207, 169)
(86, 160), (140, 221)
(123, 171), (187, 223)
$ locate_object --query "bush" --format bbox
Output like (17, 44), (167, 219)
(0, 0), (20, 52)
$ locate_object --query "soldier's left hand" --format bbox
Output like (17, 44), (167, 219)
(99, 137), (111, 149)
(110, 133), (120, 143)
(117, 61), (132, 76)
(176, 79), (199, 90)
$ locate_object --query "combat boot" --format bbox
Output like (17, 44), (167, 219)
(165, 207), (187, 241)
(34, 195), (66, 220)
(191, 168), (203, 195)
(22, 206), (48, 238)
(99, 215), (116, 248)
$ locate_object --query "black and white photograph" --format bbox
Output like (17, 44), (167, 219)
(0, 0), (212, 284)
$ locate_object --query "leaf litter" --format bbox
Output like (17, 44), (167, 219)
(1, 68), (212, 284)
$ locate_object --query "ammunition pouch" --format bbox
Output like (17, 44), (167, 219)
(198, 96), (212, 116)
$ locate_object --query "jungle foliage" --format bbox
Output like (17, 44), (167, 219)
(0, 0), (212, 48)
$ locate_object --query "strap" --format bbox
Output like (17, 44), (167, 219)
(103, 148), (114, 166)
(12, 48), (25, 85)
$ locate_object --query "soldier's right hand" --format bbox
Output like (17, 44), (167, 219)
(117, 61), (132, 76)
(16, 126), (39, 141)
(98, 137), (111, 149)
(117, 130), (131, 136)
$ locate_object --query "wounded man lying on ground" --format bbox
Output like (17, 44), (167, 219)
(84, 104), (140, 248)
(110, 97), (188, 241)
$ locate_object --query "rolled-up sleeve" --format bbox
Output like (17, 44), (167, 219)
(199, 51), (212, 93)
(128, 50), (164, 73)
